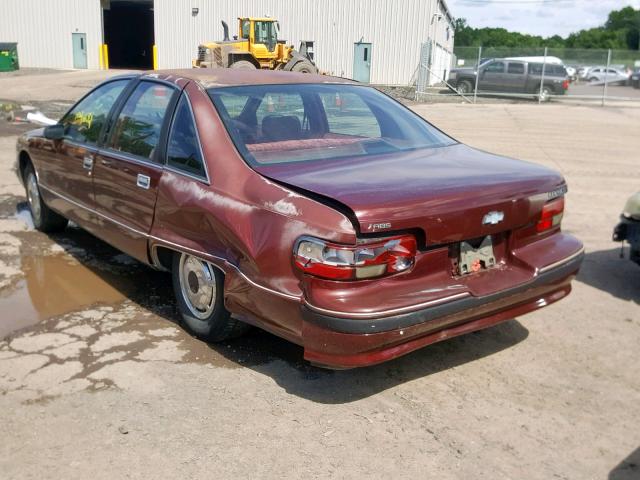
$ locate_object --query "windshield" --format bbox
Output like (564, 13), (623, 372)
(208, 84), (455, 165)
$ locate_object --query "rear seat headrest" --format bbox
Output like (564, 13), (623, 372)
(262, 115), (302, 141)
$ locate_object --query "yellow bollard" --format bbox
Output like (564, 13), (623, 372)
(99, 45), (104, 69)
(102, 44), (109, 69)
(153, 44), (158, 70)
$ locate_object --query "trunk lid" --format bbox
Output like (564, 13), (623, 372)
(255, 143), (565, 245)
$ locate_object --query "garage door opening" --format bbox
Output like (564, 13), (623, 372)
(103, 0), (154, 69)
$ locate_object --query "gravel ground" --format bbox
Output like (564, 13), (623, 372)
(0, 70), (639, 480)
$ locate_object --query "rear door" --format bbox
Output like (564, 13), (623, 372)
(504, 61), (527, 92)
(92, 80), (178, 262)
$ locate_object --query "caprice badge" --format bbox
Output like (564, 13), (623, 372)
(482, 211), (505, 225)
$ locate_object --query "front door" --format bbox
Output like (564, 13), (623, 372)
(479, 60), (506, 91)
(43, 79), (130, 226)
(72, 33), (88, 69)
(93, 80), (177, 262)
(353, 42), (372, 83)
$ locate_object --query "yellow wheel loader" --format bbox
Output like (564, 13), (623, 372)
(194, 17), (317, 73)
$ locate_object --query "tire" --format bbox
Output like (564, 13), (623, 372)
(291, 61), (316, 74)
(588, 77), (598, 83)
(172, 252), (249, 342)
(24, 164), (68, 232)
(538, 86), (552, 102)
(457, 80), (473, 95)
(230, 60), (256, 70)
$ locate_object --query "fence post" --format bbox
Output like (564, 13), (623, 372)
(538, 47), (548, 104)
(602, 49), (611, 107)
(473, 46), (482, 104)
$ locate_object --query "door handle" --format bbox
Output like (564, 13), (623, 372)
(136, 174), (151, 189)
(82, 155), (94, 171)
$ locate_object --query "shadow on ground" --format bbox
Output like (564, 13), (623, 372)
(577, 247), (640, 304)
(13, 201), (529, 403)
(609, 447), (640, 480)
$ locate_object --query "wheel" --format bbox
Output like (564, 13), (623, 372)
(291, 61), (316, 74)
(538, 86), (552, 102)
(24, 164), (68, 232)
(172, 252), (249, 342)
(588, 77), (598, 83)
(457, 80), (473, 95)
(230, 60), (256, 70)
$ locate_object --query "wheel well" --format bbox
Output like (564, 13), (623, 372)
(18, 151), (32, 183)
(153, 246), (175, 271)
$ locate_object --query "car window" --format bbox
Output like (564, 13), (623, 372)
(209, 84), (454, 165)
(607, 69), (618, 74)
(319, 92), (380, 137)
(109, 82), (174, 161)
(61, 80), (129, 146)
(167, 94), (206, 179)
(256, 92), (305, 127)
(485, 62), (505, 73)
(507, 63), (525, 74)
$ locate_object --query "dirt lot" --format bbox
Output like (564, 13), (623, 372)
(0, 70), (639, 480)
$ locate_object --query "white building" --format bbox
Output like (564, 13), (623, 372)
(1, 0), (455, 85)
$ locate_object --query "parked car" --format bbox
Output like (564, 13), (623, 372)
(15, 69), (584, 368)
(613, 191), (640, 266)
(630, 68), (640, 89)
(449, 58), (569, 101)
(585, 67), (630, 85)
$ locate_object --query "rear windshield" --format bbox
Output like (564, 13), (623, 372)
(208, 84), (454, 165)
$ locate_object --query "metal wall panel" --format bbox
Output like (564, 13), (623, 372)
(154, 0), (455, 85)
(0, 0), (103, 70)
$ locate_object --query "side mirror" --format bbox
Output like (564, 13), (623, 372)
(44, 124), (64, 140)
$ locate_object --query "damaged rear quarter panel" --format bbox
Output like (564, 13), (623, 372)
(150, 82), (356, 334)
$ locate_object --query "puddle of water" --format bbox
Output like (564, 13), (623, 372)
(0, 254), (126, 339)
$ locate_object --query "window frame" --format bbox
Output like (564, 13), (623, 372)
(163, 92), (210, 184)
(102, 78), (180, 166)
(58, 76), (137, 148)
(506, 62), (525, 75)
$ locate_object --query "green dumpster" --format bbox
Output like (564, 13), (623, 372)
(0, 43), (19, 72)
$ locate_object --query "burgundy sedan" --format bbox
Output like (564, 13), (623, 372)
(15, 70), (583, 368)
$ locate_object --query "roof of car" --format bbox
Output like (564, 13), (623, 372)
(141, 69), (357, 88)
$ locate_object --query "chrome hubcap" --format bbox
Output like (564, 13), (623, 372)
(179, 254), (216, 319)
(27, 173), (41, 224)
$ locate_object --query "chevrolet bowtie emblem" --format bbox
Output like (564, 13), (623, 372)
(482, 211), (504, 225)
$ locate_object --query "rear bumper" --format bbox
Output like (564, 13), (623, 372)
(301, 248), (583, 368)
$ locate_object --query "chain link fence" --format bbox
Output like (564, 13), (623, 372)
(414, 46), (640, 105)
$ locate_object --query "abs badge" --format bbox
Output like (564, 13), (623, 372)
(482, 211), (504, 226)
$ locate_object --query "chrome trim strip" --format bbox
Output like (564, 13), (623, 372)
(99, 148), (164, 170)
(39, 183), (300, 302)
(538, 246), (585, 274)
(304, 292), (471, 319)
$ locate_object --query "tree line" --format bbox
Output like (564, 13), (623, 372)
(454, 6), (640, 51)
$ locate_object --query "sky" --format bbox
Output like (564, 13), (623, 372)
(447, 0), (640, 37)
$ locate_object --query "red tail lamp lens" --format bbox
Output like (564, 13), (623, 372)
(294, 235), (417, 280)
(536, 197), (564, 233)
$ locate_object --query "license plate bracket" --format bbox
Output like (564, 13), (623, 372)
(459, 236), (496, 275)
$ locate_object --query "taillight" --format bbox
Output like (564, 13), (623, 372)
(536, 197), (564, 233)
(294, 235), (417, 281)
(562, 80), (569, 90)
